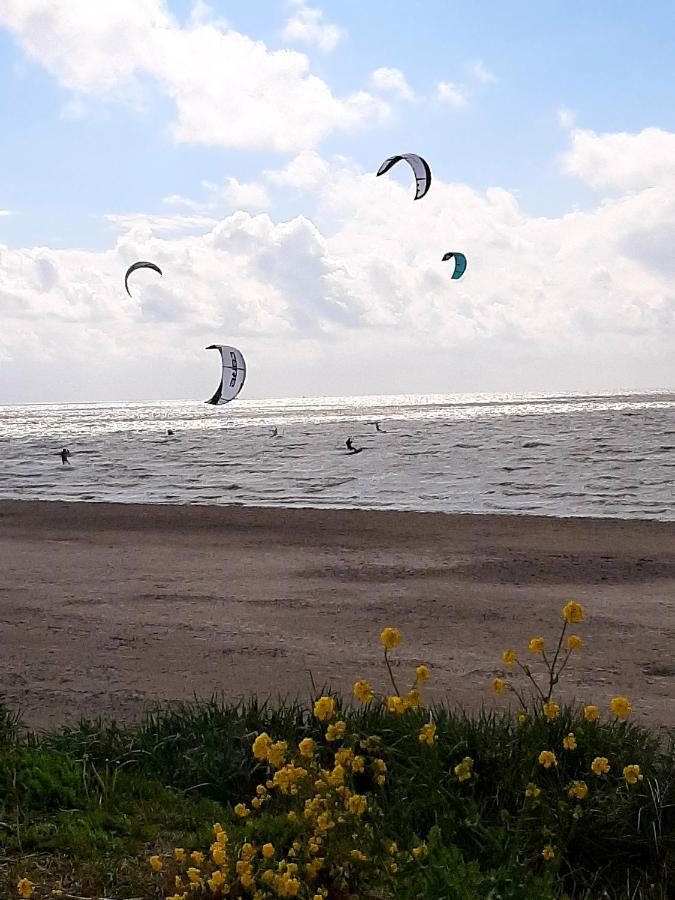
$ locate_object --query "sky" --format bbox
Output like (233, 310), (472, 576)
(1, 1), (674, 403)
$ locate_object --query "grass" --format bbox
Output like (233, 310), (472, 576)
(0, 693), (673, 899)
(1, 605), (674, 898)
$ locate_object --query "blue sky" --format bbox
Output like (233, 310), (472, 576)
(0, 1), (674, 401)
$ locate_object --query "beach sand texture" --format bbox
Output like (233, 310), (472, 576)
(0, 500), (673, 729)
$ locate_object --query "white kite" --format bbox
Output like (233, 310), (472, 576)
(205, 345), (247, 405)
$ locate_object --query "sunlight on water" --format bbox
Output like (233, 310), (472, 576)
(0, 391), (673, 520)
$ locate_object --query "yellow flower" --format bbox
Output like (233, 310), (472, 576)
(353, 679), (374, 703)
(419, 723), (437, 746)
(267, 740), (287, 768)
(591, 756), (611, 776)
(326, 720), (347, 741)
(501, 649), (517, 668)
(208, 871), (226, 892)
(542, 845), (555, 861)
(528, 637), (545, 654)
(563, 733), (577, 750)
(610, 695), (632, 719)
(584, 705), (600, 722)
(567, 634), (583, 651)
(149, 855), (163, 871)
(347, 794), (367, 816)
(412, 844), (428, 860)
(17, 879), (34, 899)
(234, 803), (250, 817)
(174, 848), (186, 862)
(562, 600), (584, 623)
(350, 849), (368, 862)
(252, 732), (273, 761)
(454, 756), (473, 782)
(404, 689), (422, 709)
(190, 851), (204, 864)
(568, 780), (588, 800)
(380, 627), (401, 650)
(492, 677), (507, 695)
(212, 845), (226, 865)
(387, 695), (406, 714)
(538, 750), (557, 769)
(313, 696), (336, 721)
(415, 664), (431, 683)
(298, 737), (316, 758)
(517, 710), (528, 726)
(525, 782), (541, 798)
(543, 701), (560, 720)
(623, 764), (644, 785)
(262, 842), (275, 859)
(187, 867), (202, 884)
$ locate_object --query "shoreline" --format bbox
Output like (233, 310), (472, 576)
(1, 499), (673, 729)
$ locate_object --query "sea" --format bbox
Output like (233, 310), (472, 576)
(0, 391), (673, 520)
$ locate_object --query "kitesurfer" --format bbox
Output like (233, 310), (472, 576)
(345, 438), (364, 454)
(60, 448), (71, 465)
(374, 422), (386, 433)
(271, 426), (278, 437)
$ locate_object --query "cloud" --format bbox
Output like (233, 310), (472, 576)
(561, 126), (675, 191)
(467, 59), (496, 84)
(0, 0), (386, 152)
(0, 210), (12, 217)
(281, 3), (344, 52)
(436, 81), (467, 108)
(264, 150), (331, 191)
(202, 178), (270, 211)
(557, 106), (575, 129)
(369, 67), (415, 101)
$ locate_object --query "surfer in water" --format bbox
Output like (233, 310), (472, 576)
(374, 421), (386, 433)
(345, 437), (364, 455)
(60, 448), (71, 465)
(270, 426), (278, 438)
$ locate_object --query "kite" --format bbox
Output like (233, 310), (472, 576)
(124, 261), (162, 297)
(442, 252), (467, 279)
(376, 153), (431, 200)
(205, 344), (247, 405)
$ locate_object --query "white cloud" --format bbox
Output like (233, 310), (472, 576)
(2, 132), (675, 399)
(369, 67), (415, 101)
(281, 3), (344, 52)
(561, 127), (675, 191)
(436, 81), (467, 108)
(467, 59), (496, 84)
(557, 106), (575, 129)
(0, 210), (12, 217)
(0, 0), (385, 152)
(264, 150), (331, 191)
(201, 178), (270, 211)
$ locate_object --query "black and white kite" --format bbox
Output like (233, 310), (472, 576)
(205, 344), (247, 405)
(376, 153), (432, 200)
(442, 251), (467, 279)
(124, 261), (162, 297)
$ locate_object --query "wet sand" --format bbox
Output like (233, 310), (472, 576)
(0, 500), (673, 730)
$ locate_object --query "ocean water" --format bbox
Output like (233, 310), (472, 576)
(0, 391), (673, 520)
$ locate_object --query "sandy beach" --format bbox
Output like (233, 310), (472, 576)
(0, 499), (673, 730)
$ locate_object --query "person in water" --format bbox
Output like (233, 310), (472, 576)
(271, 426), (278, 437)
(374, 421), (386, 433)
(60, 448), (71, 465)
(345, 437), (364, 454)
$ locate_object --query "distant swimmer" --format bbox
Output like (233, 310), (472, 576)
(167, 429), (174, 436)
(60, 448), (71, 465)
(270, 426), (278, 438)
(374, 421), (386, 433)
(345, 437), (364, 455)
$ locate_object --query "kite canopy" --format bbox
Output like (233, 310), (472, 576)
(205, 344), (247, 405)
(124, 261), (162, 297)
(376, 153), (432, 200)
(442, 251), (467, 279)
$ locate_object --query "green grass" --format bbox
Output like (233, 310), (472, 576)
(0, 694), (673, 899)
